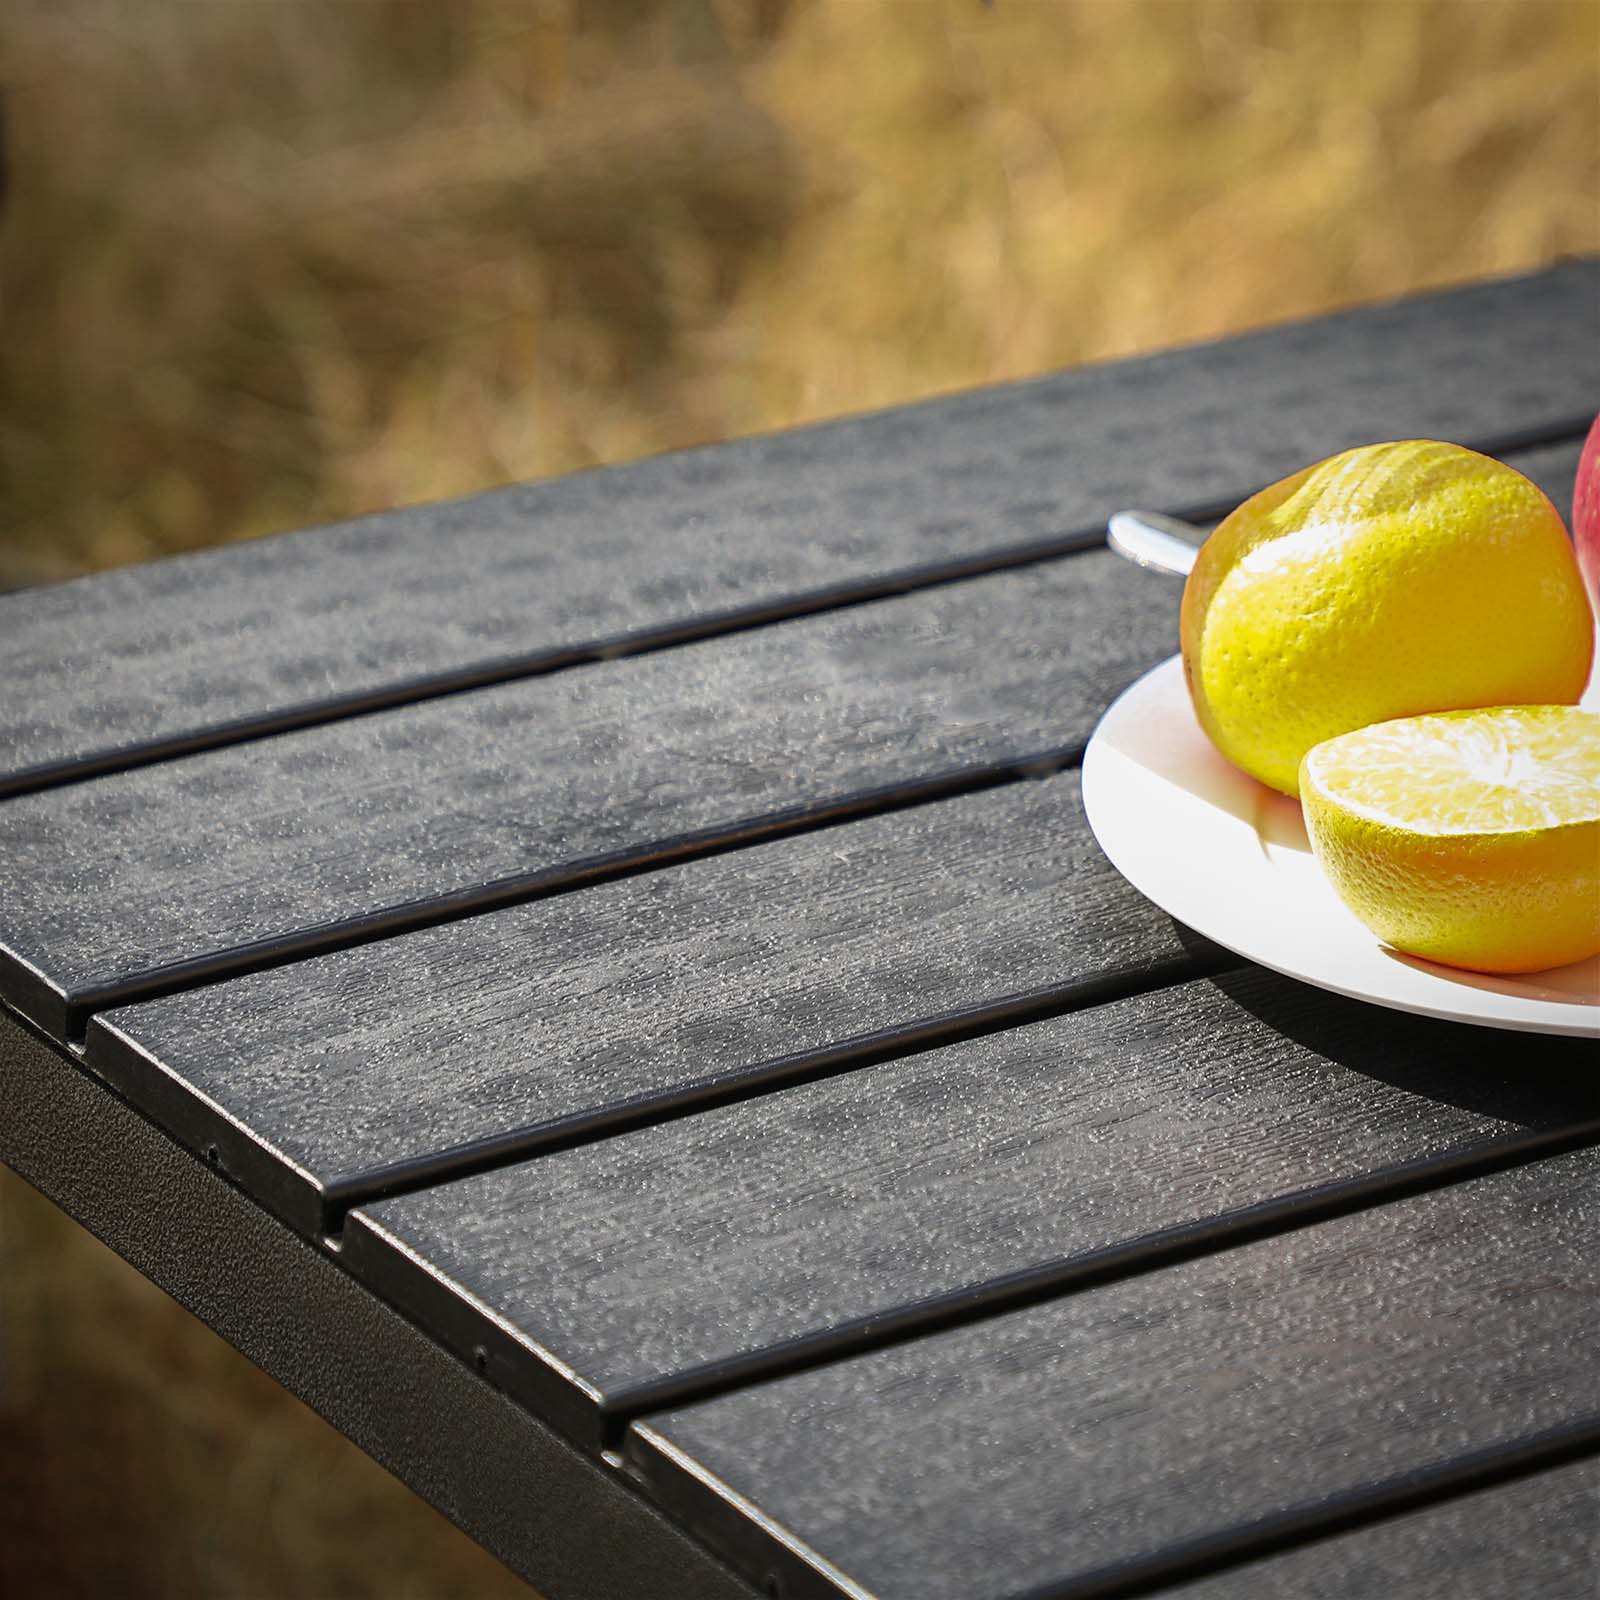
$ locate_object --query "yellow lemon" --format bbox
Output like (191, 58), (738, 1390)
(1300, 706), (1600, 974)
(1181, 440), (1594, 795)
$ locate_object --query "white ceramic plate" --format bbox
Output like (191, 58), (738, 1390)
(1082, 655), (1599, 1037)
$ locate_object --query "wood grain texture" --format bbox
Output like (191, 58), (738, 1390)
(0, 549), (1179, 1039)
(342, 968), (1599, 1451)
(89, 771), (1225, 1235)
(13, 434), (1583, 1044)
(7, 431), (1586, 1045)
(1, 263), (1593, 795)
(628, 1148), (1600, 1600)
(1167, 1455), (1599, 1600)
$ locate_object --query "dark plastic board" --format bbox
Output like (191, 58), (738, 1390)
(345, 969), (1599, 1450)
(3, 261), (1592, 796)
(3, 431), (1585, 1046)
(90, 771), (1227, 1235)
(629, 1148), (1600, 1600)
(1168, 1454), (1599, 1600)
(0, 549), (1176, 1039)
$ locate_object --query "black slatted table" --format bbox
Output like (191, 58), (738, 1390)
(3, 262), (1597, 1600)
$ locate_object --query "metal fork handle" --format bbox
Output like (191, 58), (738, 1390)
(1106, 510), (1206, 578)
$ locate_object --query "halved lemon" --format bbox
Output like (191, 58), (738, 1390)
(1300, 706), (1600, 974)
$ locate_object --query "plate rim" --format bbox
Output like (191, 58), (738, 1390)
(1082, 655), (1600, 1039)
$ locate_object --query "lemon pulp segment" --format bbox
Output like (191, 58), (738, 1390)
(1300, 706), (1600, 974)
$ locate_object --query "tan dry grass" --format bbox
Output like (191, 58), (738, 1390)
(0, 2), (1597, 1596)
(1, 0), (1593, 583)
(755, 0), (1599, 414)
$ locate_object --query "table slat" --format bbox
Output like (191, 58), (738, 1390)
(0, 550), (1178, 1039)
(342, 969), (1598, 1450)
(1, 427), (1582, 1044)
(628, 1148), (1600, 1600)
(90, 771), (1227, 1236)
(3, 262), (1592, 797)
(1167, 1454), (1598, 1600)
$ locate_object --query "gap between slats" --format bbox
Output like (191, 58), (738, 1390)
(4, 414), (1587, 804)
(313, 947), (1242, 1232)
(3, 529), (1104, 803)
(24, 419), (1595, 1045)
(632, 1418), (1600, 1600)
(44, 739), (1089, 1041)
(626, 1418), (1600, 1600)
(996, 1418), (1600, 1600)
(598, 1118), (1600, 1453)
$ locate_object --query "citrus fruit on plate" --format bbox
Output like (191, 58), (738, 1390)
(1181, 440), (1593, 795)
(1301, 706), (1600, 975)
(1081, 656), (1599, 1037)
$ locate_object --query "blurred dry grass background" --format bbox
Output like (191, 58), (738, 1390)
(0, 0), (1596, 1594)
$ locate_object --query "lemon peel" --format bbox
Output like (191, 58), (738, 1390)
(1181, 441), (1594, 796)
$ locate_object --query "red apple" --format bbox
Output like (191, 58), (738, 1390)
(1574, 410), (1600, 622)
